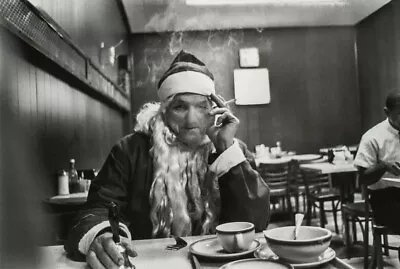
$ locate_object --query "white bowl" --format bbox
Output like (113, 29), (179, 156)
(263, 226), (332, 263)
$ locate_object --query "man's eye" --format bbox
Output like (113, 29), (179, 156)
(173, 104), (185, 110)
(197, 103), (209, 109)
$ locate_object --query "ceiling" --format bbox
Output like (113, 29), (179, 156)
(121, 0), (391, 33)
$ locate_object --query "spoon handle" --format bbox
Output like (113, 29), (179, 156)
(294, 213), (304, 240)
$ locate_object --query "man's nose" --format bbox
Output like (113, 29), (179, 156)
(185, 107), (199, 125)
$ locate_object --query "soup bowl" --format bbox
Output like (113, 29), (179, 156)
(263, 226), (332, 263)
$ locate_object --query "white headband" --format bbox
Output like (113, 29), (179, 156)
(157, 71), (215, 101)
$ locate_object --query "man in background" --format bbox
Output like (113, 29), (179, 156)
(354, 90), (400, 234)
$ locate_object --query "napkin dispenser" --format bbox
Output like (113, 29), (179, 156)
(328, 147), (354, 164)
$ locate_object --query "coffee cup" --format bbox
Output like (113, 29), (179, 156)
(216, 222), (255, 253)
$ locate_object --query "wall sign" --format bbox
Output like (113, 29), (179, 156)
(234, 68), (270, 105)
(239, 47), (260, 68)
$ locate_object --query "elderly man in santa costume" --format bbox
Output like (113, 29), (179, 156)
(65, 50), (270, 269)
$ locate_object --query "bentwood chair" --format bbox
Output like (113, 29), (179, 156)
(288, 157), (328, 213)
(342, 201), (372, 269)
(258, 161), (293, 217)
(296, 161), (341, 234)
(340, 173), (373, 269)
(363, 185), (400, 269)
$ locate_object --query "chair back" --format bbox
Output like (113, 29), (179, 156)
(289, 160), (330, 196)
(258, 161), (290, 190)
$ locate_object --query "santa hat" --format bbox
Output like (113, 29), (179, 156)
(157, 50), (215, 101)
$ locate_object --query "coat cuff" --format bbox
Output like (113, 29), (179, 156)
(78, 221), (131, 255)
(209, 139), (246, 177)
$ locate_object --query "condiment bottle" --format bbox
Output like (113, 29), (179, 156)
(68, 159), (79, 193)
(57, 170), (69, 195)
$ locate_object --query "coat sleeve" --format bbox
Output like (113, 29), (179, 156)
(64, 137), (133, 261)
(211, 139), (271, 232)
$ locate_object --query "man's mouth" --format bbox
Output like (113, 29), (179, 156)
(184, 127), (200, 133)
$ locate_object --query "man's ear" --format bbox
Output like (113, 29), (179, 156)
(384, 107), (389, 116)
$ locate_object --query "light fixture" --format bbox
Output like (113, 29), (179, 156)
(186, 0), (347, 6)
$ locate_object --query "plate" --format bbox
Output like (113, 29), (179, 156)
(189, 237), (261, 260)
(220, 258), (293, 269)
(291, 154), (322, 162)
(254, 247), (336, 268)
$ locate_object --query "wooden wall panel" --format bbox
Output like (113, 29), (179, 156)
(130, 27), (361, 153)
(0, 0), (128, 198)
(356, 1), (400, 131)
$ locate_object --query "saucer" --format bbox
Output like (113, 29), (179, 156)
(254, 247), (336, 268)
(189, 237), (261, 260)
(220, 258), (293, 269)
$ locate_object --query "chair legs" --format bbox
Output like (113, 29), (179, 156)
(383, 234), (389, 256)
(332, 200), (339, 234)
(306, 199), (312, 225)
(363, 217), (369, 269)
(319, 201), (325, 228)
(352, 219), (357, 242)
(398, 246), (400, 263)
(344, 213), (351, 259)
(374, 228), (383, 269)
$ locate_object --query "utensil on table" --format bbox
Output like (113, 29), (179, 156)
(165, 235), (188, 250)
(108, 202), (135, 269)
(293, 213), (304, 240)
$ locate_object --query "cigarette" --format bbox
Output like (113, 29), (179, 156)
(224, 99), (236, 106)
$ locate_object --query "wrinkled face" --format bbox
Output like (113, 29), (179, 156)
(386, 106), (400, 130)
(165, 93), (213, 147)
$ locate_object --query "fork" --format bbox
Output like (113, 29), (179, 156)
(165, 236), (188, 250)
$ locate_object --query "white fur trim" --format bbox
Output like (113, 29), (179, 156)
(158, 71), (215, 101)
(78, 221), (131, 255)
(209, 139), (246, 177)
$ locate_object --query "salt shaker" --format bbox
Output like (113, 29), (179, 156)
(57, 170), (69, 195)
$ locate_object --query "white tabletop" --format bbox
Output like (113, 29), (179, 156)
(50, 192), (88, 200)
(319, 145), (358, 154)
(299, 162), (357, 174)
(379, 177), (400, 188)
(255, 154), (324, 166)
(45, 192), (88, 205)
(37, 234), (355, 269)
(299, 162), (400, 189)
(255, 155), (293, 165)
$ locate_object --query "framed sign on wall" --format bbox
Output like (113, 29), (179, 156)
(239, 47), (260, 68)
(233, 68), (270, 105)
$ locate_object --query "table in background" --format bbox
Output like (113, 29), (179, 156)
(299, 161), (358, 204)
(319, 145), (359, 155)
(255, 154), (325, 166)
(379, 177), (400, 188)
(38, 233), (356, 269)
(42, 192), (88, 245)
(299, 163), (400, 200)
